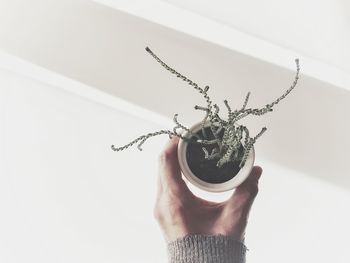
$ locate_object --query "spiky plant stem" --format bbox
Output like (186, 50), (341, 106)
(112, 47), (301, 173)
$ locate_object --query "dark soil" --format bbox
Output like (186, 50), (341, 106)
(186, 126), (244, 184)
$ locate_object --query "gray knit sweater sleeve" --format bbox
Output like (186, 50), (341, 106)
(167, 234), (247, 263)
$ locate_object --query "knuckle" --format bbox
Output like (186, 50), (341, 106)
(246, 182), (259, 196)
(236, 183), (259, 200)
(244, 187), (258, 200)
(250, 183), (259, 197)
(153, 204), (163, 221)
(153, 209), (160, 221)
(158, 150), (172, 164)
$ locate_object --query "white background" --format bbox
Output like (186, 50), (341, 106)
(1, 0), (350, 262)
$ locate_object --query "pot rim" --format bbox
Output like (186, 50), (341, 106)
(177, 121), (255, 192)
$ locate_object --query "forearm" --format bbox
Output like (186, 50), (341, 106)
(168, 234), (247, 263)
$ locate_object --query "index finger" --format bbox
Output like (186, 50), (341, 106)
(158, 136), (191, 195)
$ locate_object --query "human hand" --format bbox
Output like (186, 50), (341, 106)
(154, 136), (262, 243)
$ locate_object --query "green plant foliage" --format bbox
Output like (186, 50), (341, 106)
(111, 47), (300, 169)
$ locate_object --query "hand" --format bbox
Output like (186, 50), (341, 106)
(154, 137), (262, 243)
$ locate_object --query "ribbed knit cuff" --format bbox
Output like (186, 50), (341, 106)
(167, 234), (247, 263)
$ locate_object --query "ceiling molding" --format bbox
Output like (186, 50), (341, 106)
(92, 0), (350, 92)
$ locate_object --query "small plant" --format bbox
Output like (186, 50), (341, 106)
(112, 47), (300, 169)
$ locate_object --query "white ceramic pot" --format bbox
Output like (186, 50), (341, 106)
(177, 121), (255, 192)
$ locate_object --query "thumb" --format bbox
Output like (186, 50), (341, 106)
(223, 166), (262, 241)
(228, 166), (263, 208)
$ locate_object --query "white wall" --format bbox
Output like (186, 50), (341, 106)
(1, 60), (350, 262)
(0, 66), (168, 262)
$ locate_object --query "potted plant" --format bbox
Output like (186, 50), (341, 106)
(111, 46), (300, 192)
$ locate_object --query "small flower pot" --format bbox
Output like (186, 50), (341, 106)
(177, 121), (255, 192)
